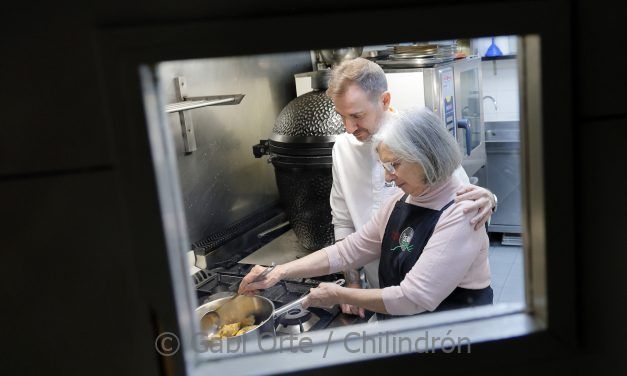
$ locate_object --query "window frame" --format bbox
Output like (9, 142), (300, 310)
(97, 1), (575, 373)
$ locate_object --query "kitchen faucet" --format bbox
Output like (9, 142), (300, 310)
(482, 95), (498, 111)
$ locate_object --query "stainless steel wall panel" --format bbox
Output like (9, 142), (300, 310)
(157, 53), (312, 243)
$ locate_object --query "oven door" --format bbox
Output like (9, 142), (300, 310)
(454, 56), (487, 178)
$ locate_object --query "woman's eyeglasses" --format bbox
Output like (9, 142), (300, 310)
(378, 158), (401, 174)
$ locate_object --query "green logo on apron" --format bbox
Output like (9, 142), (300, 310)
(391, 227), (414, 252)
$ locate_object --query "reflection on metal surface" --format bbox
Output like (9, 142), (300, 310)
(239, 230), (311, 266)
(158, 53), (313, 244)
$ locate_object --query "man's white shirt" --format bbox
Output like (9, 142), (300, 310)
(330, 132), (469, 288)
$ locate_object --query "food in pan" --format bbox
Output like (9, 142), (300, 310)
(208, 315), (258, 339)
(236, 325), (258, 336)
(241, 315), (255, 327)
(217, 322), (241, 337)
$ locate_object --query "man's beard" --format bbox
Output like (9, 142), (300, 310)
(353, 129), (372, 142)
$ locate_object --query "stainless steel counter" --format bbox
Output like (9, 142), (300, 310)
(485, 121), (520, 143)
(484, 121), (522, 234)
(239, 229), (312, 266)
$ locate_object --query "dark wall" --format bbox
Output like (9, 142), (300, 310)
(2, 0), (625, 375)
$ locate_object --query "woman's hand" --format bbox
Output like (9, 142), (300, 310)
(340, 283), (365, 318)
(455, 184), (496, 230)
(238, 264), (285, 295)
(302, 282), (345, 309)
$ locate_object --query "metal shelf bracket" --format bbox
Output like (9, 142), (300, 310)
(167, 76), (245, 153)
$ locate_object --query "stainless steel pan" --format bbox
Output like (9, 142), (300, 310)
(196, 279), (344, 342)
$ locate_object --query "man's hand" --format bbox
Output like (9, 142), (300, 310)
(340, 283), (366, 318)
(455, 184), (496, 230)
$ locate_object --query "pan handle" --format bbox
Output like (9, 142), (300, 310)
(273, 279), (345, 318)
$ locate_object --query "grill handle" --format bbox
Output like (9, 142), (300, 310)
(252, 139), (270, 158)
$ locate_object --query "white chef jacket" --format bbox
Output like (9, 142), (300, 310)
(330, 132), (469, 288)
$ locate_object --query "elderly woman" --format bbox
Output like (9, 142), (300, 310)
(239, 107), (492, 317)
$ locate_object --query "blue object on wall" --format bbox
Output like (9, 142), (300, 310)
(485, 37), (503, 57)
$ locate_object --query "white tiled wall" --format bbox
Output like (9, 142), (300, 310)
(481, 59), (520, 122)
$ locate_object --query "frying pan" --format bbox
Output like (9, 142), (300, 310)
(196, 279), (344, 342)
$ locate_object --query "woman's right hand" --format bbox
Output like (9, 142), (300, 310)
(238, 264), (284, 295)
(340, 283), (366, 318)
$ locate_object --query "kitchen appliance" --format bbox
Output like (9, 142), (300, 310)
(295, 55), (487, 177)
(317, 47), (364, 67)
(378, 43), (457, 68)
(252, 83), (345, 251)
(453, 56), (487, 177)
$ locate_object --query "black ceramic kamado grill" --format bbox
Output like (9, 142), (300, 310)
(253, 77), (344, 251)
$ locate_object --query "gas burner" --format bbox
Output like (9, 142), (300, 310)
(276, 307), (320, 335)
(218, 263), (254, 276)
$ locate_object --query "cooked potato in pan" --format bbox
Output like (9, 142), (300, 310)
(208, 315), (258, 339)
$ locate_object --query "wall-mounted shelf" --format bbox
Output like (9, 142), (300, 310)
(165, 94), (245, 113)
(481, 55), (518, 75)
(166, 76), (245, 153)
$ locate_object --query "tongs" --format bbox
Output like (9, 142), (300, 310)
(200, 262), (275, 335)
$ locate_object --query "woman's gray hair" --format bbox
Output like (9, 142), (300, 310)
(374, 107), (462, 186)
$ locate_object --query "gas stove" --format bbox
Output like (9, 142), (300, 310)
(193, 261), (344, 335)
(190, 212), (374, 333)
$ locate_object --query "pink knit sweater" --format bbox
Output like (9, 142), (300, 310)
(324, 174), (491, 315)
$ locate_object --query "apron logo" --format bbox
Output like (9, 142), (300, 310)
(391, 227), (414, 253)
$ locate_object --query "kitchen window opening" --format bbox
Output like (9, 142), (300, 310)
(139, 35), (547, 374)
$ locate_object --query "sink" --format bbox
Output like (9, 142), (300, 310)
(485, 129), (520, 142)
(484, 121), (520, 142)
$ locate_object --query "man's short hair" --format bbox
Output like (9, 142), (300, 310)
(326, 57), (388, 102)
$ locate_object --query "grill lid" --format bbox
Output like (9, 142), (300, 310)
(271, 90), (344, 144)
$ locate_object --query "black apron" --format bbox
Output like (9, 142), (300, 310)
(378, 194), (493, 320)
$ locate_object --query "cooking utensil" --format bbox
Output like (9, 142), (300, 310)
(377, 56), (454, 68)
(198, 279), (345, 339)
(237, 261), (276, 293)
(274, 278), (345, 316)
(197, 295), (275, 339)
(318, 47), (363, 67)
(200, 262), (275, 335)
